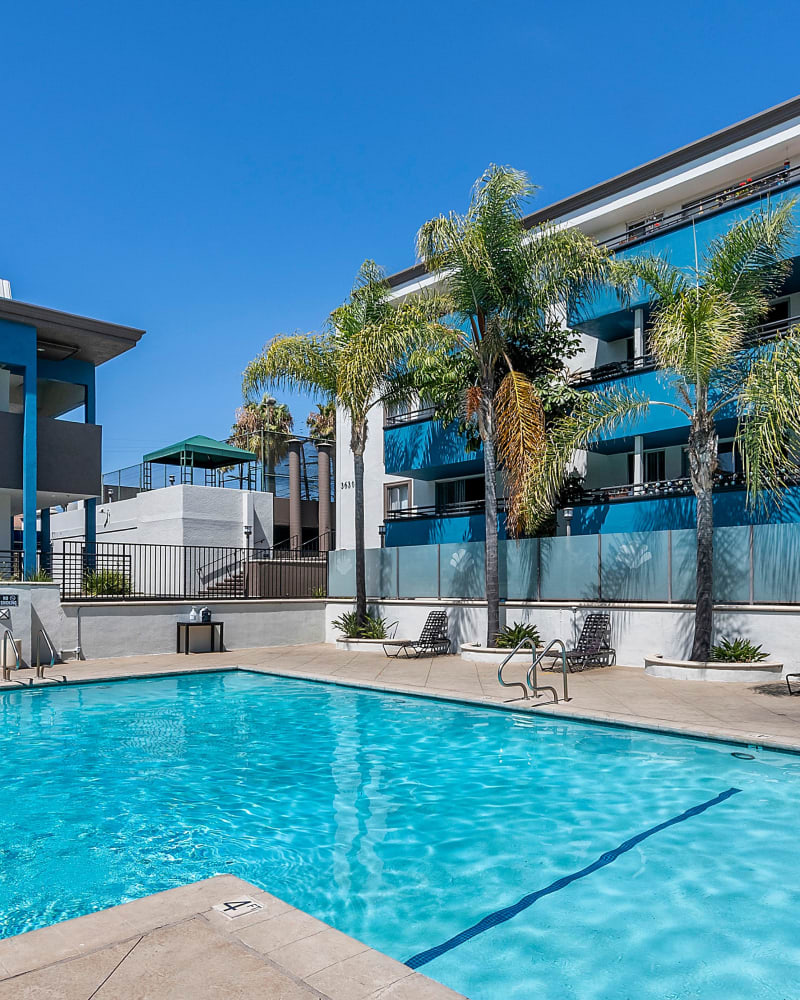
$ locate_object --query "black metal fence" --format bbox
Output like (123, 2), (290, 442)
(1, 543), (327, 601)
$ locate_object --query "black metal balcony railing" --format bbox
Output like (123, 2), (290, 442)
(569, 471), (753, 507)
(572, 314), (800, 388)
(602, 162), (799, 253)
(385, 498), (507, 521)
(384, 406), (439, 428)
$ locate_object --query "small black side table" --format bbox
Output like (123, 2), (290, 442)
(176, 619), (224, 654)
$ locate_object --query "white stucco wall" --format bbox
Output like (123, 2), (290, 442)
(325, 598), (800, 674)
(51, 485), (274, 550)
(335, 405), (407, 550)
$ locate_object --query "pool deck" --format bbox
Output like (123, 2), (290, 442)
(2, 643), (800, 997)
(0, 875), (463, 999)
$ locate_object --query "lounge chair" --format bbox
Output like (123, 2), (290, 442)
(383, 611), (450, 658)
(786, 674), (800, 695)
(563, 612), (615, 672)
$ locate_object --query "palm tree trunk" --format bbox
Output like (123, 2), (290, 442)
(353, 446), (367, 626)
(482, 372), (500, 648)
(693, 487), (714, 661)
(688, 403), (717, 661)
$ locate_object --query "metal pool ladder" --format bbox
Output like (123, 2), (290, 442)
(35, 630), (65, 682)
(498, 637), (570, 704)
(1, 626), (25, 684)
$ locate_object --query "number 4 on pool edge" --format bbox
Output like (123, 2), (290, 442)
(213, 898), (263, 919)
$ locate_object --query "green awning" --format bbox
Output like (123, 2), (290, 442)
(143, 435), (257, 469)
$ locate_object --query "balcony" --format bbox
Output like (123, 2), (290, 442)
(0, 411), (102, 501)
(573, 164), (800, 333)
(384, 499), (507, 546)
(565, 473), (800, 534)
(572, 314), (800, 389)
(384, 413), (483, 479)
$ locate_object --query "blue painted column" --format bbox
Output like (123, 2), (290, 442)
(83, 373), (97, 559)
(1, 319), (40, 578)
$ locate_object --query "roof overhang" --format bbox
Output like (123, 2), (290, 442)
(387, 94), (800, 290)
(0, 298), (145, 366)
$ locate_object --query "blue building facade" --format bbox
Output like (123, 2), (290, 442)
(377, 98), (800, 547)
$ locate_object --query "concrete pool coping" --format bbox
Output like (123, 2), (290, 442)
(0, 875), (465, 999)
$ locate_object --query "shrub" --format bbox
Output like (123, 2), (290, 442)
(710, 637), (768, 663)
(83, 570), (131, 596)
(495, 621), (541, 649)
(332, 609), (393, 639)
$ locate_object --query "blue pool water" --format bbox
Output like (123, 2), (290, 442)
(0, 671), (798, 999)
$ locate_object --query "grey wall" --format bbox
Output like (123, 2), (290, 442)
(0, 411), (101, 497)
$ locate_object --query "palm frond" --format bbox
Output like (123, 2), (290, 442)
(737, 333), (800, 505)
(704, 200), (796, 325)
(243, 333), (338, 401)
(495, 372), (545, 536)
(648, 288), (744, 388)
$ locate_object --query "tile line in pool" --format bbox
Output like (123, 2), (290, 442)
(405, 786), (742, 970)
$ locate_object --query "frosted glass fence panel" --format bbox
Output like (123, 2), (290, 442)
(500, 538), (540, 600)
(328, 549), (356, 597)
(601, 531), (669, 602)
(366, 548), (398, 599)
(398, 544), (440, 598)
(670, 526), (750, 603)
(540, 535), (599, 600)
(753, 523), (800, 602)
(439, 541), (485, 599)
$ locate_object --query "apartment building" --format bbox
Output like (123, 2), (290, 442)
(335, 96), (800, 548)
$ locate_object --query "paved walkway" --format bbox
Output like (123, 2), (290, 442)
(3, 642), (799, 751)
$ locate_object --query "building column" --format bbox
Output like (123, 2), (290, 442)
(288, 439), (303, 549)
(633, 435), (644, 486)
(22, 363), (38, 575)
(0, 370), (10, 553)
(634, 307), (645, 358)
(316, 442), (332, 550)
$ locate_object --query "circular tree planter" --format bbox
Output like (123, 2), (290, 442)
(644, 653), (783, 683)
(334, 638), (390, 653)
(460, 643), (543, 666)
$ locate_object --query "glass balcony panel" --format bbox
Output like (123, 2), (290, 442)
(439, 541), (485, 599)
(601, 531), (669, 602)
(398, 544), (440, 598)
(500, 538), (539, 600)
(540, 535), (599, 600)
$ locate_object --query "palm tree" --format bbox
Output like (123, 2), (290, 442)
(243, 260), (437, 625)
(416, 165), (610, 647)
(229, 395), (294, 494)
(528, 202), (799, 661)
(307, 401), (336, 442)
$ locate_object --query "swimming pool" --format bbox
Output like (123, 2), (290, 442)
(0, 670), (797, 999)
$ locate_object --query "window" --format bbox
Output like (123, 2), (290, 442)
(435, 477), (484, 508)
(765, 298), (790, 328)
(386, 483), (409, 512)
(627, 450), (666, 484)
(717, 441), (742, 475)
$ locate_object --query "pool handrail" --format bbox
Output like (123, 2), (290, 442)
(35, 630), (64, 681)
(498, 636), (570, 704)
(528, 638), (569, 703)
(1, 626), (21, 682)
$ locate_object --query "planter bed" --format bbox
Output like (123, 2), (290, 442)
(644, 653), (783, 683)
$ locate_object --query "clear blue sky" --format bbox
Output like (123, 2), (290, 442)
(2, 0), (798, 470)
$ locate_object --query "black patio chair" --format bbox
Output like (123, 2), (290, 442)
(564, 612), (615, 672)
(786, 674), (800, 695)
(383, 611), (450, 659)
